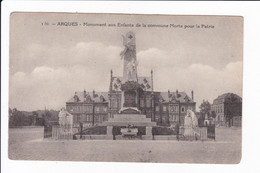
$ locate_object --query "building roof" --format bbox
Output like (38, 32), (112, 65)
(213, 93), (242, 104)
(67, 91), (108, 103)
(160, 91), (195, 103)
(66, 90), (194, 104)
(111, 76), (152, 91)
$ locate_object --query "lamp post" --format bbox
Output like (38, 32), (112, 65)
(178, 101), (181, 126)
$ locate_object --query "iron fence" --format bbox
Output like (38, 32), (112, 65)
(178, 125), (213, 141)
(44, 125), (79, 140)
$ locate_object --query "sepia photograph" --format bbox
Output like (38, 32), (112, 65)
(8, 12), (243, 164)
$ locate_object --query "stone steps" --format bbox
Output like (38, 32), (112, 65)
(108, 118), (151, 122)
(108, 114), (154, 124)
(104, 121), (157, 126)
(103, 113), (156, 127)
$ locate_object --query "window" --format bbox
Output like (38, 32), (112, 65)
(103, 106), (107, 112)
(155, 106), (159, 112)
(169, 114), (173, 121)
(175, 115), (179, 121)
(81, 114), (87, 122)
(163, 106), (167, 112)
(95, 106), (100, 113)
(86, 105), (92, 113)
(172, 115), (177, 121)
(140, 99), (144, 107)
(99, 106), (103, 112)
(86, 115), (91, 121)
(169, 105), (178, 113)
(146, 99), (151, 107)
(111, 99), (117, 108)
(181, 106), (185, 113)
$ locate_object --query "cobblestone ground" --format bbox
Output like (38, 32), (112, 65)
(8, 127), (241, 164)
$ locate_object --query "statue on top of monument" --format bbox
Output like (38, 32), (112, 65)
(120, 31), (138, 82)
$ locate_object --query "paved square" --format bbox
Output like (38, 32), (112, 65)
(9, 127), (241, 163)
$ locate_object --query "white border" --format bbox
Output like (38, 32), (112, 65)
(2, 1), (260, 173)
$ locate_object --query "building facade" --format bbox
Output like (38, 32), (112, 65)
(211, 93), (242, 126)
(66, 90), (109, 126)
(66, 70), (196, 127)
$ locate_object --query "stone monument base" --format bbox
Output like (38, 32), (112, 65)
(103, 114), (156, 140)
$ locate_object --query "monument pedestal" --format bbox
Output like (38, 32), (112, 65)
(108, 32), (157, 140)
(106, 126), (114, 140)
(103, 113), (156, 140)
(142, 126), (153, 140)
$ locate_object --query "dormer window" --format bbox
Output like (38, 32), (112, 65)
(74, 95), (79, 102)
(84, 95), (91, 103)
(100, 95), (105, 102)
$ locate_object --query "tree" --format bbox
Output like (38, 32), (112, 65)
(32, 111), (39, 117)
(9, 108), (12, 116)
(11, 109), (25, 126)
(199, 100), (211, 116)
(211, 111), (217, 119)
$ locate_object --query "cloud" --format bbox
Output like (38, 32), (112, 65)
(9, 41), (242, 111)
(10, 65), (111, 111)
(11, 41), (123, 75)
(152, 61), (242, 110)
(9, 61), (242, 111)
(137, 47), (242, 110)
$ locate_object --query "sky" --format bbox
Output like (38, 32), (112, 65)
(9, 13), (243, 111)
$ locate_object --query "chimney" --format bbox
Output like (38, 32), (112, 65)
(176, 90), (179, 98)
(84, 89), (86, 97)
(168, 90), (170, 98)
(191, 90), (194, 100)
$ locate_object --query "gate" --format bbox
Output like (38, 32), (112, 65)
(178, 126), (209, 141)
(51, 125), (77, 140)
(207, 125), (215, 140)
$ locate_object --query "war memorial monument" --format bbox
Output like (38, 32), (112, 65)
(103, 32), (156, 140)
(62, 31), (199, 141)
(8, 13), (243, 164)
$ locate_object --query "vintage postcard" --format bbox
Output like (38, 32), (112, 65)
(9, 12), (243, 163)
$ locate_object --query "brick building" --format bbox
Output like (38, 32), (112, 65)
(211, 93), (242, 126)
(66, 90), (108, 126)
(66, 70), (196, 127)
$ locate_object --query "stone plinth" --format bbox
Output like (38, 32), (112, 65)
(142, 135), (153, 140)
(142, 126), (153, 140)
(103, 113), (156, 140)
(105, 126), (114, 140)
(103, 114), (156, 127)
(146, 126), (152, 135)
